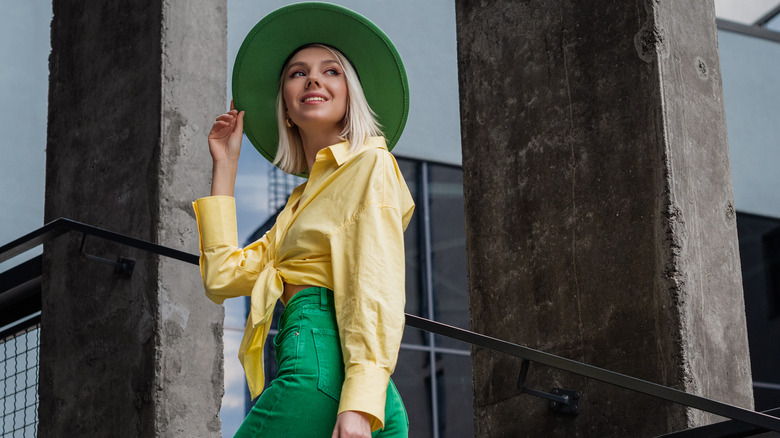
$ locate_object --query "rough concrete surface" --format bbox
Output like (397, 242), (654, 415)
(455, 0), (753, 436)
(40, 1), (225, 436)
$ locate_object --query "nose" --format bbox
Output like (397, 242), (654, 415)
(306, 74), (321, 88)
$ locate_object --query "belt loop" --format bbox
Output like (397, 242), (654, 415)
(320, 287), (328, 310)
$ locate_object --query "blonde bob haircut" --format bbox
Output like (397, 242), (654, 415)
(273, 44), (383, 175)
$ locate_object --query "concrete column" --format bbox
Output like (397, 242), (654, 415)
(456, 1), (753, 436)
(40, 1), (225, 436)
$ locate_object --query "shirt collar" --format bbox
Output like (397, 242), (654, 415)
(319, 136), (388, 168)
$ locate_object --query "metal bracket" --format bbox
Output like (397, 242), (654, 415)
(518, 359), (581, 415)
(79, 234), (135, 277)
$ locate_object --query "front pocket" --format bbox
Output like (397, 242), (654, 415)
(273, 325), (300, 348)
(311, 328), (344, 401)
(273, 327), (300, 375)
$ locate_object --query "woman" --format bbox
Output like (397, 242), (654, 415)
(193, 3), (413, 437)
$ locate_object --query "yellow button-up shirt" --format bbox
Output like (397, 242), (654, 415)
(193, 137), (414, 430)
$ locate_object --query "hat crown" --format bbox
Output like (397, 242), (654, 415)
(232, 2), (409, 173)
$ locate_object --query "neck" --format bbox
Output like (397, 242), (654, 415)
(299, 125), (344, 173)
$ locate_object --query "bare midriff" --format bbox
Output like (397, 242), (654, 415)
(282, 283), (315, 306)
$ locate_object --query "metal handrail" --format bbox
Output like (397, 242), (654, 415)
(0, 218), (197, 266)
(2, 218), (779, 433)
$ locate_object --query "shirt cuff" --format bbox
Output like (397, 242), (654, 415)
(193, 196), (238, 249)
(338, 365), (391, 432)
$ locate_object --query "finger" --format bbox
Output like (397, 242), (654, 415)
(230, 99), (235, 111)
(216, 113), (235, 124)
(235, 110), (245, 133)
(208, 121), (230, 135)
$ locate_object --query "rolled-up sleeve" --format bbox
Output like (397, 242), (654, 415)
(193, 196), (272, 304)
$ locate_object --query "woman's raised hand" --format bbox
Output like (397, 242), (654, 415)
(208, 100), (244, 164)
(208, 100), (245, 197)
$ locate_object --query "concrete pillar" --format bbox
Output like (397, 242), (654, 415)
(40, 1), (225, 436)
(456, 1), (753, 436)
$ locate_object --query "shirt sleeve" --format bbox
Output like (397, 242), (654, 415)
(193, 196), (272, 304)
(328, 155), (410, 431)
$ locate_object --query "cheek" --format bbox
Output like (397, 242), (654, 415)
(282, 83), (296, 108)
(336, 82), (349, 107)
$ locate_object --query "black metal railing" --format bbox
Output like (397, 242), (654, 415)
(2, 218), (780, 436)
(0, 322), (40, 438)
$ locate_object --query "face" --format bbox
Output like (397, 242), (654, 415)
(283, 46), (349, 132)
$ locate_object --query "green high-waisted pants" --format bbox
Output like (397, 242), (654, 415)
(234, 287), (409, 437)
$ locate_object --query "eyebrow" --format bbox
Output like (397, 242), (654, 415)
(286, 59), (340, 72)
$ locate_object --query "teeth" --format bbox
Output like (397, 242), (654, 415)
(304, 96), (326, 102)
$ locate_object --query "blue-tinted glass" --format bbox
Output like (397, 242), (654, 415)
(394, 348), (434, 436)
(222, 328), (249, 436)
(0, 3), (50, 273)
(398, 159), (427, 345)
(428, 164), (470, 350)
(223, 295), (248, 332)
(719, 31), (780, 218)
(766, 12), (780, 32)
(437, 353), (474, 438)
(736, 212), (780, 411)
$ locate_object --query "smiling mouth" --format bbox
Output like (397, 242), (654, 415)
(303, 96), (327, 103)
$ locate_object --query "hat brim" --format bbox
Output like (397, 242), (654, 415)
(232, 2), (410, 168)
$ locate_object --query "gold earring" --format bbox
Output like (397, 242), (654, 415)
(285, 116), (294, 128)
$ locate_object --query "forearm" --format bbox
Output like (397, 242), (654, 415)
(193, 196), (268, 303)
(210, 160), (238, 196)
(207, 104), (243, 196)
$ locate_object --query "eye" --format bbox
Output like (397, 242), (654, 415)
(324, 68), (341, 76)
(289, 70), (306, 79)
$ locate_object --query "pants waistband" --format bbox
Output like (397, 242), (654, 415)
(280, 287), (334, 326)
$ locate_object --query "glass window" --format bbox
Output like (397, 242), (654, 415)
(718, 30), (780, 218)
(765, 10), (780, 31)
(395, 158), (474, 437)
(437, 353), (474, 438)
(394, 349), (434, 436)
(399, 159), (425, 327)
(234, 157), (475, 437)
(736, 212), (780, 411)
(429, 164), (470, 350)
(0, 3), (51, 273)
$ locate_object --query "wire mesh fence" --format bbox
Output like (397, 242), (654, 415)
(1, 323), (39, 438)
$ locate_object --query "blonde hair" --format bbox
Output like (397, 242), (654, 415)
(274, 44), (383, 175)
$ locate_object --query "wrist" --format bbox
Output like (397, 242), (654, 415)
(211, 162), (238, 197)
(212, 160), (238, 172)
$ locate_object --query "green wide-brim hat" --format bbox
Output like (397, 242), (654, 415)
(232, 2), (410, 166)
